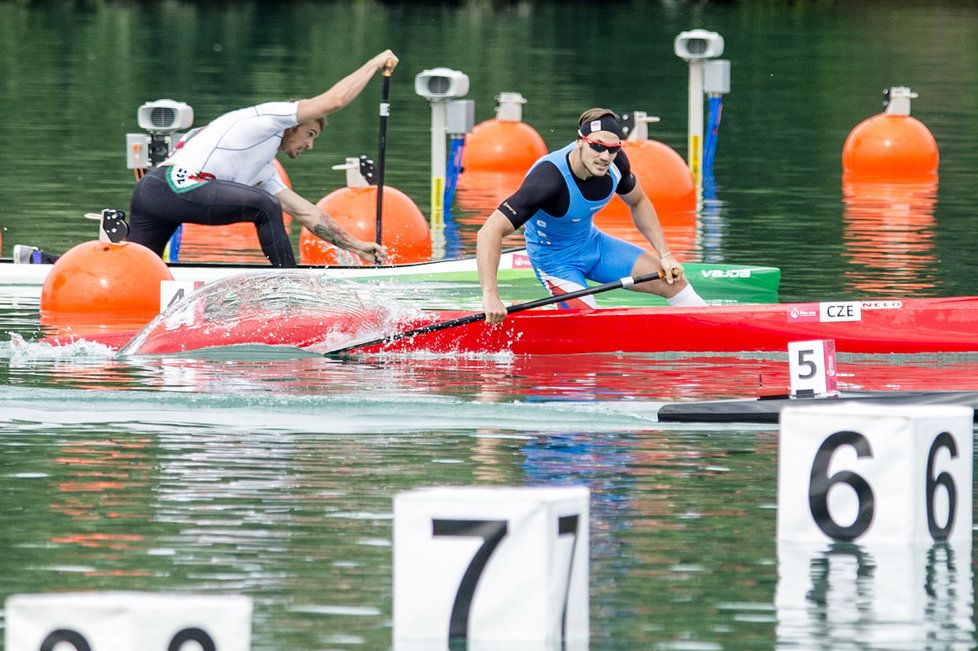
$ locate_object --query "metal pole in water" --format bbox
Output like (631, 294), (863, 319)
(414, 68), (470, 230)
(674, 29), (724, 198)
(687, 59), (705, 192)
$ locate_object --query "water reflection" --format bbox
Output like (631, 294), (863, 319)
(454, 169), (528, 253)
(776, 541), (975, 649)
(842, 178), (939, 295)
(11, 346), (978, 404)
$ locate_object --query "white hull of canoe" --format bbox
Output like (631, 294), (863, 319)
(0, 249), (531, 288)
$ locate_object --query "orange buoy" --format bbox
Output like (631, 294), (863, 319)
(842, 87), (938, 182)
(300, 185), (430, 265)
(40, 240), (173, 327)
(460, 92), (547, 175)
(461, 119), (547, 174)
(178, 223), (271, 264)
(595, 138), (696, 220)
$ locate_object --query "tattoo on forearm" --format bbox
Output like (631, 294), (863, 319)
(313, 222), (354, 249)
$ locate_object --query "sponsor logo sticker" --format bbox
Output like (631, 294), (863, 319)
(700, 269), (752, 279)
(788, 303), (820, 322)
(860, 300), (903, 310)
(165, 166), (210, 193)
(511, 253), (532, 269)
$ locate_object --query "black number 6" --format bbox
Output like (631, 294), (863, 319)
(40, 630), (91, 651)
(926, 432), (958, 541)
(36, 624), (215, 651)
(808, 430), (875, 541)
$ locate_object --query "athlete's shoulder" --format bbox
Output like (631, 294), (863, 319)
(613, 150), (637, 194)
(613, 149), (631, 175)
(525, 160), (564, 186)
(252, 101), (299, 118)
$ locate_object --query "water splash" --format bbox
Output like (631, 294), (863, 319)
(5, 332), (116, 361)
(119, 271), (427, 356)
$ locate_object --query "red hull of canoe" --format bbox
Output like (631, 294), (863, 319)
(113, 296), (978, 355)
(364, 297), (978, 354)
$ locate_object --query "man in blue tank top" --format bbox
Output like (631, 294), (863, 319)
(477, 108), (706, 324)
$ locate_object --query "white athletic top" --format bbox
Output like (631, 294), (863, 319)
(166, 101), (298, 195)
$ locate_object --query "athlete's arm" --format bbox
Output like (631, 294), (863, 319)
(477, 211), (516, 324)
(277, 188), (388, 264)
(477, 163), (564, 323)
(619, 178), (682, 283)
(296, 50), (398, 122)
(496, 162), (568, 228)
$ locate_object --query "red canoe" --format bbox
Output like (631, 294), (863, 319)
(105, 296), (978, 356)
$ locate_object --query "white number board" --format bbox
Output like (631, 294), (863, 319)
(4, 591), (252, 651)
(788, 339), (838, 397)
(393, 485), (589, 647)
(778, 404), (973, 545)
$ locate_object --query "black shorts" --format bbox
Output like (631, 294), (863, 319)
(128, 166), (296, 267)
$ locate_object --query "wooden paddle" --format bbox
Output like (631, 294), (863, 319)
(324, 270), (671, 357)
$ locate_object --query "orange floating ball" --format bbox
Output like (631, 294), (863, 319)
(595, 139), (696, 220)
(301, 186), (430, 265)
(461, 119), (547, 174)
(178, 223), (270, 264)
(40, 240), (174, 326)
(842, 114), (939, 181)
(299, 227), (364, 266)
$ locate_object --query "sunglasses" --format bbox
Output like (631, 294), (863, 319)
(582, 134), (623, 155)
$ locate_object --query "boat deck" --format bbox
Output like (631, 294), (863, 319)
(657, 391), (978, 424)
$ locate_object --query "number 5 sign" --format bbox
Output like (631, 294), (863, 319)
(778, 404), (973, 545)
(787, 339), (837, 397)
(393, 486), (589, 646)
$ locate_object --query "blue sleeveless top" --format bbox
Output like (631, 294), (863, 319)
(522, 142), (621, 252)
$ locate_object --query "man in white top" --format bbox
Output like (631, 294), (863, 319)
(128, 49), (398, 267)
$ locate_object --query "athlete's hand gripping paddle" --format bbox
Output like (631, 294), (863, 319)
(324, 270), (672, 357)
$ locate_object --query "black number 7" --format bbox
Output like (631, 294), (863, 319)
(557, 514), (581, 639)
(433, 518), (509, 640)
(433, 514), (581, 641)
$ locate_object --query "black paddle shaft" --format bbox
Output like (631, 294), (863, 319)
(324, 270), (668, 357)
(375, 60), (393, 245)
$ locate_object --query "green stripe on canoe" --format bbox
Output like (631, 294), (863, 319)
(351, 263), (780, 309)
